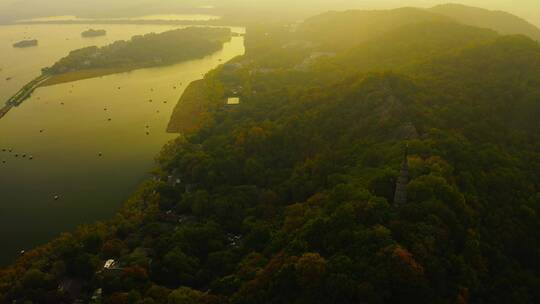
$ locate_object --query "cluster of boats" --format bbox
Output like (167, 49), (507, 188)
(1, 148), (33, 163)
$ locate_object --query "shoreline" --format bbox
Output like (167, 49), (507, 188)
(40, 68), (134, 87)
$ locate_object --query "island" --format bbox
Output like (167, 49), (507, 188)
(41, 27), (232, 85)
(12, 39), (38, 48)
(81, 29), (107, 38)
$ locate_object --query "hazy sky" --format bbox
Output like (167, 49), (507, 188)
(0, 0), (539, 26)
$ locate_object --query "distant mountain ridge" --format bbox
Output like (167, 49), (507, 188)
(300, 3), (540, 50)
(298, 7), (452, 50)
(430, 3), (540, 41)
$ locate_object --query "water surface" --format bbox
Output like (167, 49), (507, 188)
(19, 14), (220, 23)
(0, 23), (245, 265)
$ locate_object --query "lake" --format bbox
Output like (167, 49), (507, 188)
(19, 14), (220, 23)
(0, 23), (245, 265)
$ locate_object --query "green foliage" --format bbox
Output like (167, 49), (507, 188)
(299, 7), (452, 50)
(44, 27), (232, 74)
(430, 3), (540, 40)
(2, 7), (540, 304)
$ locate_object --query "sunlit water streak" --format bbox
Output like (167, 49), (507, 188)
(0, 23), (245, 265)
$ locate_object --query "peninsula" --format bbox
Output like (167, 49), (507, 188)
(41, 27), (232, 85)
(1, 27), (232, 120)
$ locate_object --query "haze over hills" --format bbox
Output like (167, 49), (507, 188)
(298, 8), (453, 50)
(1, 1), (540, 27)
(1, 2), (539, 304)
(314, 22), (499, 79)
(300, 4), (540, 50)
(430, 3), (540, 40)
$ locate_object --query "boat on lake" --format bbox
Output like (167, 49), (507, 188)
(81, 29), (107, 38)
(13, 39), (38, 48)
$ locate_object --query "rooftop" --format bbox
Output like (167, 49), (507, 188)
(227, 97), (240, 105)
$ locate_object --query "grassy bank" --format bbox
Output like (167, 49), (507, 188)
(40, 68), (133, 86)
(166, 80), (213, 134)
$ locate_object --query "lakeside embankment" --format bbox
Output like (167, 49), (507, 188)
(40, 68), (132, 87)
(0, 104), (12, 119)
(1, 74), (50, 119)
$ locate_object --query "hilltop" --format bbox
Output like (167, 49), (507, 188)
(430, 3), (540, 41)
(297, 7), (451, 50)
(299, 4), (540, 51)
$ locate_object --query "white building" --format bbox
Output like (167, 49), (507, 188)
(227, 97), (240, 105)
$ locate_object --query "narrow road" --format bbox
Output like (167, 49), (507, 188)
(7, 75), (51, 106)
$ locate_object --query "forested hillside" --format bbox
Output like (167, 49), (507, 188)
(1, 6), (539, 304)
(300, 4), (540, 51)
(297, 7), (451, 50)
(430, 3), (540, 41)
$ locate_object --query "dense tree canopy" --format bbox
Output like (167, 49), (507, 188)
(1, 6), (539, 304)
(43, 27), (232, 74)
